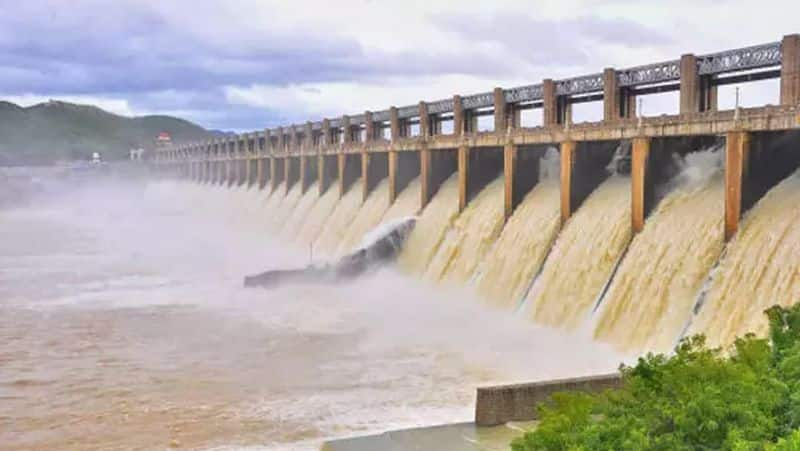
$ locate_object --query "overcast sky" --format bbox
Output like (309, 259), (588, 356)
(1, 0), (796, 131)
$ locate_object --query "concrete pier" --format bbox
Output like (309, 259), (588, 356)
(339, 153), (361, 197)
(363, 151), (388, 201)
(504, 145), (547, 220)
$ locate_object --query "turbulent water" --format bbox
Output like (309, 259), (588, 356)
(336, 179), (391, 255)
(474, 180), (561, 309)
(0, 176), (623, 450)
(397, 175), (460, 275)
(689, 169), (800, 348)
(593, 150), (725, 353)
(528, 176), (632, 329)
(425, 176), (505, 284)
(381, 177), (422, 223)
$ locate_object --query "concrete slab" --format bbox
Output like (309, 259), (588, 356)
(321, 421), (536, 451)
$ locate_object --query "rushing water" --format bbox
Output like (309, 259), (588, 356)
(0, 177), (624, 450)
(336, 179), (391, 256)
(688, 169), (800, 348)
(381, 176), (421, 223)
(396, 175), (460, 275)
(474, 180), (561, 309)
(425, 176), (505, 284)
(527, 175), (631, 329)
(592, 149), (725, 353)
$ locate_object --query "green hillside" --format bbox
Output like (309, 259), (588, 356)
(0, 100), (215, 165)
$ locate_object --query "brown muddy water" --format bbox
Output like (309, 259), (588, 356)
(0, 177), (622, 450)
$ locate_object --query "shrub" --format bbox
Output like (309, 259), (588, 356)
(512, 304), (800, 451)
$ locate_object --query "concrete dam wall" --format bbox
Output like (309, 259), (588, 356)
(154, 34), (800, 355)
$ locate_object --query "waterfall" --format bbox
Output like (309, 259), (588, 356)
(688, 169), (800, 348)
(592, 149), (725, 353)
(527, 176), (631, 328)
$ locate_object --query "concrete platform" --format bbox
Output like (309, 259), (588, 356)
(320, 421), (536, 451)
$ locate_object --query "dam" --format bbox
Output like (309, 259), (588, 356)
(106, 35), (800, 449)
(155, 34), (800, 354)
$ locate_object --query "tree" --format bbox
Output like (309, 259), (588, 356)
(512, 304), (800, 451)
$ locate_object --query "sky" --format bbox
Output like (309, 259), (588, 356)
(0, 0), (796, 132)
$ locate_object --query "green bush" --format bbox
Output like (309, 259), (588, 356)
(512, 304), (800, 451)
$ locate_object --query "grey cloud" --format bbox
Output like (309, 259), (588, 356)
(434, 13), (673, 67)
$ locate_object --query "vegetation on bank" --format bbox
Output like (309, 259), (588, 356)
(512, 304), (800, 451)
(0, 100), (214, 165)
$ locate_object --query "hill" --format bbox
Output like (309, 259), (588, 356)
(0, 100), (215, 165)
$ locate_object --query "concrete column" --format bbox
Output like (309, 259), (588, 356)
(631, 137), (651, 233)
(341, 116), (352, 144)
(680, 54), (698, 115)
(235, 138), (243, 185)
(725, 130), (750, 240)
(276, 127), (285, 155)
(680, 54), (717, 114)
(603, 68), (619, 122)
(781, 34), (800, 106)
(458, 145), (470, 212)
(269, 157), (277, 192)
(419, 102), (430, 137)
(225, 139), (234, 186)
(318, 154), (327, 196)
(389, 107), (400, 141)
(543, 79), (557, 127)
(560, 141), (575, 224)
(299, 156), (307, 193)
(321, 119), (331, 148)
(364, 112), (374, 141)
(338, 153), (345, 197)
(244, 135), (252, 186)
(361, 151), (370, 201)
(256, 157), (264, 189)
(264, 128), (272, 156)
(453, 95), (464, 135)
(288, 126), (297, 155)
(284, 156), (292, 194)
(420, 146), (431, 209)
(305, 121), (314, 152)
(503, 142), (517, 221)
(494, 87), (507, 133)
(388, 150), (398, 204)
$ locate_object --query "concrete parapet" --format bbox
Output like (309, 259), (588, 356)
(475, 373), (622, 426)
